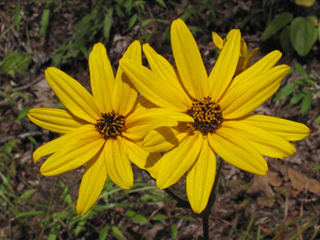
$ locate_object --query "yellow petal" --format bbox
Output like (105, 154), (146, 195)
(156, 131), (203, 189)
(124, 108), (193, 141)
(122, 137), (161, 178)
(77, 147), (107, 215)
(209, 29), (241, 101)
(242, 48), (259, 70)
(130, 96), (158, 113)
(40, 128), (105, 176)
(212, 32), (224, 49)
(221, 65), (290, 119)
(105, 138), (133, 189)
(89, 43), (114, 113)
(126, 108), (193, 128)
(28, 108), (87, 134)
(237, 114), (310, 141)
(123, 117), (177, 141)
(222, 121), (296, 158)
(33, 124), (94, 163)
(120, 58), (189, 112)
(208, 128), (268, 175)
(295, 0), (316, 7)
(224, 50), (282, 92)
(171, 19), (209, 98)
(45, 67), (100, 124)
(143, 43), (192, 107)
(143, 123), (191, 152)
(240, 38), (248, 56)
(113, 41), (140, 115)
(186, 138), (216, 213)
(235, 56), (245, 76)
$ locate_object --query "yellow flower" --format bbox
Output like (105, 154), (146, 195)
(212, 31), (258, 75)
(120, 19), (310, 213)
(295, 0), (316, 7)
(28, 41), (192, 215)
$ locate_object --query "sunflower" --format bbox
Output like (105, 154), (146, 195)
(120, 19), (310, 213)
(212, 31), (258, 76)
(28, 41), (192, 215)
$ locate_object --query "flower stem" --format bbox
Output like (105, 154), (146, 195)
(164, 188), (190, 208)
(201, 157), (224, 240)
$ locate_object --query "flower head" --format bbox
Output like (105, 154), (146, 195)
(120, 19), (310, 213)
(28, 41), (191, 215)
(212, 31), (258, 76)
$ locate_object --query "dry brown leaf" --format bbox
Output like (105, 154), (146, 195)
(276, 164), (320, 197)
(249, 172), (282, 207)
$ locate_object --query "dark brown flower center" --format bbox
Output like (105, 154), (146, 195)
(95, 111), (125, 140)
(186, 97), (223, 135)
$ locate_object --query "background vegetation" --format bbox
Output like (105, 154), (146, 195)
(0, 0), (320, 239)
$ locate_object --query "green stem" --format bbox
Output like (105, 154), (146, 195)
(201, 158), (224, 240)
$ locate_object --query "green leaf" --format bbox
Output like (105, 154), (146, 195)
(125, 210), (148, 224)
(48, 224), (61, 240)
(189, 26), (203, 35)
(123, 0), (135, 12)
(115, 5), (124, 18)
(180, 6), (197, 22)
(40, 8), (50, 36)
(5, 139), (18, 154)
(0, 92), (17, 106)
(75, 220), (86, 236)
(141, 18), (155, 28)
(312, 165), (320, 170)
(75, 13), (92, 40)
(15, 4), (21, 32)
(295, 63), (307, 77)
(19, 189), (37, 202)
(318, 17), (320, 43)
(151, 214), (167, 224)
(103, 11), (113, 42)
(138, 1), (145, 10)
(2, 51), (32, 78)
(301, 92), (312, 115)
(27, 136), (37, 145)
(273, 81), (303, 101)
(16, 107), (31, 121)
(128, 14), (138, 30)
(177, 215), (198, 222)
(59, 181), (73, 205)
(262, 12), (293, 41)
(171, 224), (178, 239)
(314, 115), (320, 124)
(99, 225), (110, 240)
(9, 89), (28, 100)
(240, 16), (251, 29)
(289, 91), (305, 105)
(15, 211), (46, 218)
(53, 51), (64, 66)
(290, 16), (318, 56)
(280, 26), (294, 54)
(111, 226), (127, 240)
(155, 0), (166, 7)
(0, 171), (11, 188)
(162, 26), (170, 42)
(79, 44), (89, 60)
